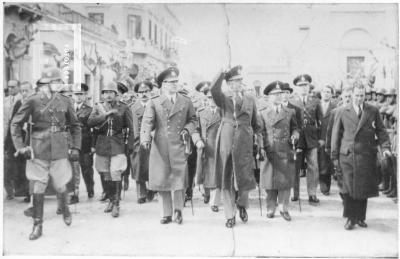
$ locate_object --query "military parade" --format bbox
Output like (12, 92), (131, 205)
(2, 60), (397, 242)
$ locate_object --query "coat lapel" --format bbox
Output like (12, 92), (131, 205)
(344, 103), (359, 128)
(235, 95), (248, 117)
(270, 107), (287, 126)
(206, 107), (221, 128)
(356, 104), (371, 134)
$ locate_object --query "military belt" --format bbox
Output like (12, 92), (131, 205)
(33, 124), (68, 132)
(221, 118), (250, 127)
(97, 130), (123, 136)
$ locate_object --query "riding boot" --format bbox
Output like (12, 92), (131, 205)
(60, 191), (72, 226)
(99, 173), (108, 202)
(112, 181), (121, 217)
(56, 192), (63, 214)
(29, 194), (44, 240)
(104, 181), (114, 213)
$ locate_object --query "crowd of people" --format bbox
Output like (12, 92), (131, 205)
(3, 64), (397, 240)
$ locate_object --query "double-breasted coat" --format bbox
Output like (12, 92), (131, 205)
(130, 101), (150, 182)
(192, 106), (221, 188)
(259, 106), (299, 190)
(318, 101), (337, 175)
(331, 103), (390, 199)
(140, 93), (197, 191)
(210, 72), (258, 194)
(87, 100), (134, 157)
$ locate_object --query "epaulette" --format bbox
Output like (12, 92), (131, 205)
(197, 106), (206, 113)
(151, 94), (160, 99)
(179, 92), (190, 99)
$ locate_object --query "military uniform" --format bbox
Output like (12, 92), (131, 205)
(210, 66), (259, 228)
(88, 82), (134, 218)
(259, 81), (299, 221)
(11, 80), (81, 240)
(292, 74), (323, 203)
(192, 82), (222, 211)
(141, 67), (197, 224)
(130, 81), (155, 204)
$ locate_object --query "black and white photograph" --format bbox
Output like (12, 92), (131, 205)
(1, 1), (398, 257)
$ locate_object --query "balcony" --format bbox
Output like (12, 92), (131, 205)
(19, 3), (119, 41)
(126, 38), (178, 62)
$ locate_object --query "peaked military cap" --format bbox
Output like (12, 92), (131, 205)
(225, 65), (243, 81)
(376, 88), (387, 95)
(41, 67), (63, 84)
(156, 67), (179, 88)
(293, 74), (312, 86)
(117, 82), (129, 94)
(195, 81), (211, 93)
(264, 81), (285, 95)
(282, 82), (293, 93)
(385, 88), (397, 96)
(134, 80), (153, 93)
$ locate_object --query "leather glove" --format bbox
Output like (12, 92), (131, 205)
(332, 159), (342, 177)
(68, 148), (80, 162)
(180, 129), (189, 142)
(383, 150), (392, 158)
(318, 140), (326, 147)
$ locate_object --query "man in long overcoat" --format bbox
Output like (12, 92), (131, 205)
(130, 80), (156, 203)
(318, 84), (337, 195)
(331, 82), (390, 230)
(259, 81), (299, 221)
(210, 65), (258, 228)
(192, 82), (222, 212)
(140, 67), (198, 225)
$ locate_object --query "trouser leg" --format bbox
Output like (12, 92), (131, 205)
(158, 191), (173, 217)
(266, 190), (278, 213)
(211, 188), (222, 207)
(80, 153), (94, 195)
(173, 190), (184, 212)
(4, 151), (16, 198)
(222, 189), (236, 219)
(355, 198), (368, 221)
(136, 181), (148, 199)
(278, 189), (290, 212)
(236, 191), (249, 208)
(306, 148), (319, 196)
(292, 154), (301, 199)
(29, 193), (44, 240)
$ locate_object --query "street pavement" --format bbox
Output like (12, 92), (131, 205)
(2, 175), (398, 257)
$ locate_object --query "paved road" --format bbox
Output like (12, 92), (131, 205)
(3, 176), (398, 257)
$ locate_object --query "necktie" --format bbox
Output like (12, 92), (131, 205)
(170, 97), (174, 104)
(358, 105), (362, 119)
(303, 97), (306, 107)
(276, 106), (279, 114)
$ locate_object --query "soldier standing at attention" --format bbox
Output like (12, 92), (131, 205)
(292, 74), (323, 204)
(11, 67), (81, 240)
(140, 67), (197, 224)
(130, 80), (156, 204)
(210, 66), (259, 228)
(88, 82), (134, 218)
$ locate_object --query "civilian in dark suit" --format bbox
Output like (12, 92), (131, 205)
(331, 82), (390, 230)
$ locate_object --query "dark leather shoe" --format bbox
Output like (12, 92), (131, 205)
(29, 221), (42, 240)
(266, 212), (275, 218)
(238, 205), (248, 222)
(146, 191), (156, 202)
(383, 188), (392, 195)
(357, 220), (368, 228)
(280, 211), (291, 221)
(211, 205), (219, 212)
(99, 193), (108, 202)
(137, 197), (146, 204)
(24, 207), (34, 218)
(322, 191), (330, 196)
(88, 190), (94, 199)
(225, 217), (236, 228)
(344, 219), (355, 230)
(174, 210), (183, 224)
(308, 195), (320, 204)
(69, 195), (79, 205)
(291, 196), (299, 202)
(203, 195), (210, 204)
(24, 195), (31, 203)
(160, 216), (172, 224)
(104, 201), (113, 213)
(56, 207), (63, 215)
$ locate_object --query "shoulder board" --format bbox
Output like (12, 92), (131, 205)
(179, 93), (190, 99)
(197, 107), (206, 113)
(151, 95), (160, 99)
(258, 106), (268, 112)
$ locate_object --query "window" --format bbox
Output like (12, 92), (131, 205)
(127, 15), (142, 39)
(347, 56), (365, 79)
(160, 29), (163, 48)
(165, 33), (168, 48)
(154, 24), (158, 44)
(84, 74), (91, 86)
(148, 20), (152, 40)
(88, 13), (104, 25)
